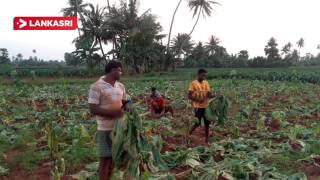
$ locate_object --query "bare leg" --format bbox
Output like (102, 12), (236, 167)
(204, 110), (210, 143)
(108, 159), (113, 178)
(98, 157), (113, 180)
(167, 106), (174, 116)
(205, 123), (209, 143)
(190, 109), (201, 135)
(189, 123), (200, 135)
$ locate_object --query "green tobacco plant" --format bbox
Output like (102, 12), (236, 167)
(206, 95), (229, 125)
(111, 105), (167, 178)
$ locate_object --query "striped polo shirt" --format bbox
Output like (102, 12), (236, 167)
(88, 76), (126, 131)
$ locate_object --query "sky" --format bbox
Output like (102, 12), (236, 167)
(0, 0), (320, 60)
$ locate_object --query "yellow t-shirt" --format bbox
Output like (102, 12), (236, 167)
(188, 80), (211, 108)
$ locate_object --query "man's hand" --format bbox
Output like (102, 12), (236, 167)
(89, 104), (124, 119)
(122, 100), (129, 111)
(197, 98), (205, 103)
(113, 109), (124, 119)
(150, 109), (161, 119)
(160, 110), (165, 116)
(208, 91), (219, 99)
(188, 91), (203, 103)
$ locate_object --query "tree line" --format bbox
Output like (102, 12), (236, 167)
(59, 0), (222, 73)
(2, 35), (320, 71)
(180, 36), (320, 68)
(1, 0), (320, 73)
(0, 48), (64, 68)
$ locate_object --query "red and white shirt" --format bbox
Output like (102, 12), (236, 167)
(88, 76), (126, 131)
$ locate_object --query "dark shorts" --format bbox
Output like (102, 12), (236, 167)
(96, 130), (112, 158)
(194, 108), (210, 126)
(154, 106), (170, 114)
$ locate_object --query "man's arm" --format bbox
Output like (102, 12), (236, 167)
(160, 108), (165, 116)
(188, 91), (203, 103)
(188, 82), (203, 103)
(122, 99), (130, 111)
(208, 91), (218, 98)
(89, 104), (123, 119)
(150, 108), (160, 118)
(88, 84), (123, 119)
(206, 81), (218, 99)
(150, 108), (154, 116)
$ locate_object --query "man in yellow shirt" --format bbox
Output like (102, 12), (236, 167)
(188, 68), (217, 143)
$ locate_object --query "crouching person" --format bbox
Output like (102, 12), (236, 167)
(149, 87), (174, 118)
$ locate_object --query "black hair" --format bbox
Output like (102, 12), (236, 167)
(197, 68), (207, 75)
(105, 60), (122, 74)
(151, 87), (156, 91)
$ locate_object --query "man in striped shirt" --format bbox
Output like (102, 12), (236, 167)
(88, 60), (128, 180)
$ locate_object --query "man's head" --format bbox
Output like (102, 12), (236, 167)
(197, 68), (207, 82)
(105, 60), (122, 81)
(155, 92), (161, 99)
(151, 87), (156, 93)
(151, 87), (157, 97)
(151, 87), (162, 99)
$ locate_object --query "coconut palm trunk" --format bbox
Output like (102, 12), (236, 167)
(172, 6), (202, 71)
(188, 6), (202, 36)
(98, 37), (106, 59)
(107, 0), (111, 11)
(106, 0), (116, 60)
(75, 0), (80, 37)
(165, 0), (183, 71)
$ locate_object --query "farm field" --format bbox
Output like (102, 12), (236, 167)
(1, 70), (320, 180)
(2, 67), (320, 84)
(2, 0), (320, 178)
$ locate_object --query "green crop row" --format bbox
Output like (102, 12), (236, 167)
(206, 70), (320, 84)
(1, 66), (320, 84)
(0, 66), (104, 78)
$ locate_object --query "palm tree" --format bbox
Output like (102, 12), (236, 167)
(72, 29), (100, 73)
(264, 37), (280, 60)
(165, 0), (183, 70)
(166, 0), (183, 54)
(16, 53), (23, 61)
(81, 4), (108, 59)
(171, 0), (219, 71)
(190, 42), (207, 67)
(297, 38), (305, 59)
(188, 0), (220, 36)
(107, 0), (111, 11)
(204, 35), (221, 55)
(105, 0), (142, 61)
(61, 0), (88, 37)
(281, 42), (292, 56)
(105, 0), (114, 58)
(238, 50), (249, 59)
(171, 33), (194, 59)
(32, 49), (37, 61)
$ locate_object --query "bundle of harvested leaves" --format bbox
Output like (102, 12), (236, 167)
(111, 105), (167, 179)
(206, 95), (229, 125)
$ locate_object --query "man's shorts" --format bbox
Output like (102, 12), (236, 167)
(194, 108), (210, 126)
(96, 130), (112, 158)
(154, 106), (171, 114)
